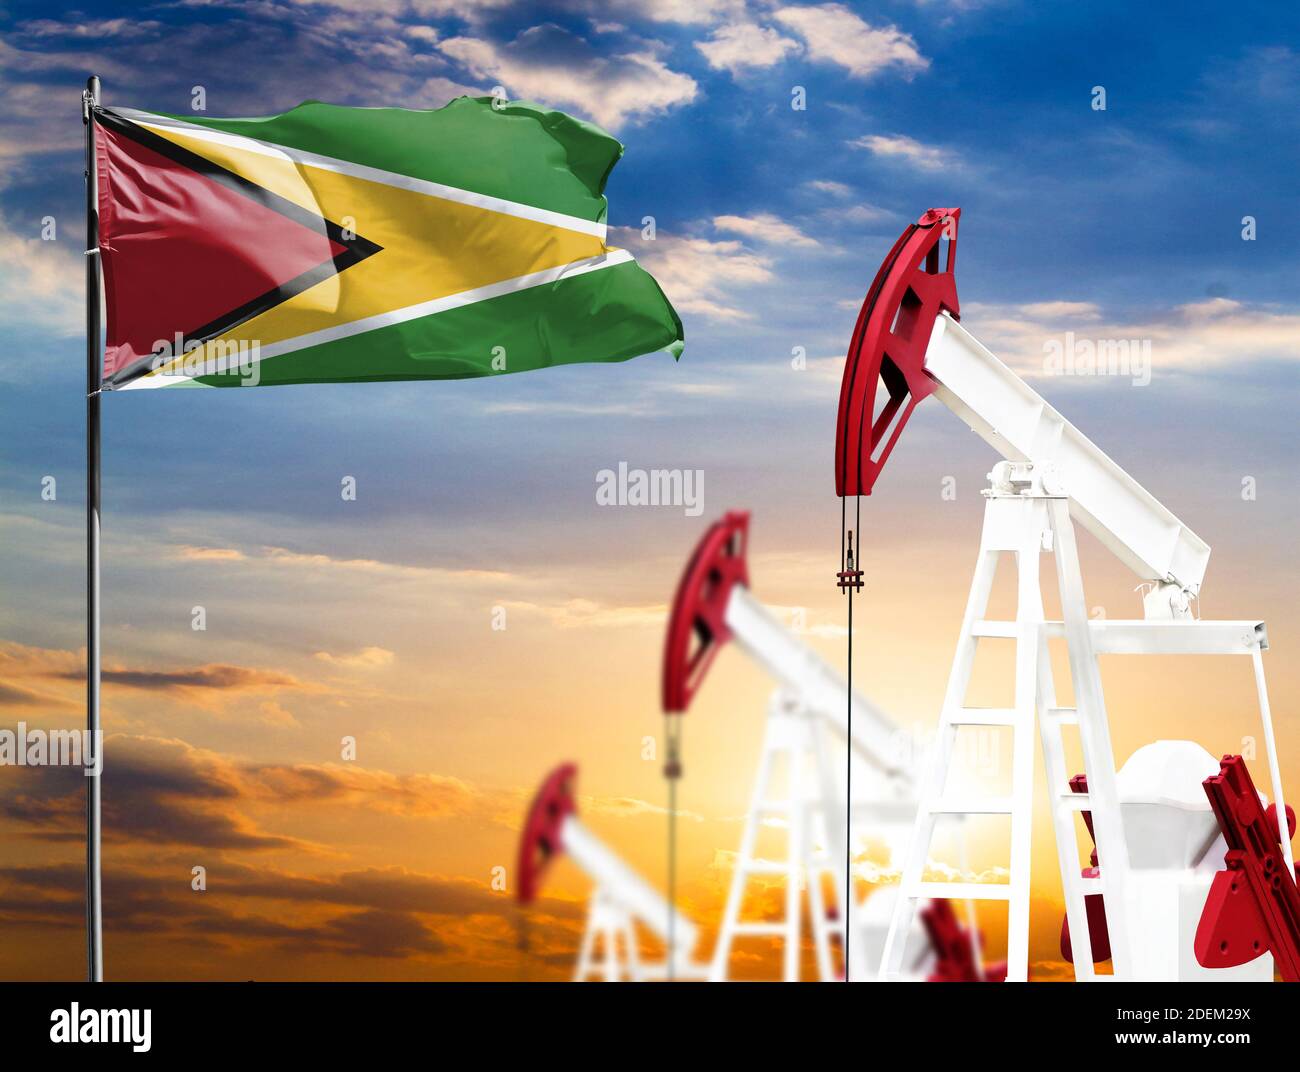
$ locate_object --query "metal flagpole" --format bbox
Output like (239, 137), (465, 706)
(83, 72), (104, 983)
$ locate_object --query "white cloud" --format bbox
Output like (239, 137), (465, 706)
(15, 17), (165, 40)
(838, 203), (893, 225)
(258, 700), (301, 728)
(0, 215), (82, 373)
(805, 179), (851, 197)
(416, 74), (485, 105)
(583, 794), (705, 821)
(696, 22), (799, 72)
(503, 597), (667, 629)
(174, 540), (513, 585)
(774, 4), (928, 80)
(439, 24), (696, 129)
(314, 646), (397, 669)
(614, 226), (774, 321)
(571, 0), (742, 24)
(965, 297), (1300, 377)
(713, 212), (818, 247)
(1020, 301), (1102, 321)
(851, 133), (954, 170)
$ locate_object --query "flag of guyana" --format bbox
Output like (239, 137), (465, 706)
(93, 97), (684, 389)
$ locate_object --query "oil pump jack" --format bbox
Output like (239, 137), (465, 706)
(516, 763), (707, 981)
(661, 511), (999, 981)
(833, 207), (1298, 981)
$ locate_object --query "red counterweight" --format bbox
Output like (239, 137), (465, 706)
(835, 207), (961, 498)
(920, 898), (1007, 983)
(661, 511), (750, 713)
(517, 763), (578, 904)
(1195, 754), (1300, 980)
(1060, 773), (1112, 964)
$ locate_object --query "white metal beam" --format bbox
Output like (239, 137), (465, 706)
(926, 313), (1211, 594)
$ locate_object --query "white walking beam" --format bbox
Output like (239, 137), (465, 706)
(926, 313), (1210, 600)
(559, 816), (698, 953)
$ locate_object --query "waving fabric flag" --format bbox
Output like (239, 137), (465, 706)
(93, 97), (683, 389)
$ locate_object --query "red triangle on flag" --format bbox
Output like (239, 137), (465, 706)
(95, 114), (378, 386)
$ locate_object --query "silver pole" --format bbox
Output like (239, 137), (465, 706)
(83, 73), (104, 982)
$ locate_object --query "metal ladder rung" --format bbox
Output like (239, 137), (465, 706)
(971, 620), (1018, 638)
(1044, 706), (1079, 725)
(929, 796), (1014, 815)
(912, 882), (1012, 901)
(947, 707), (1019, 726)
(1078, 876), (1103, 895)
(731, 921), (786, 936)
(1057, 792), (1091, 811)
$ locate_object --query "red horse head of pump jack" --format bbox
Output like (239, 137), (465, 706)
(662, 510), (750, 713)
(835, 207), (961, 499)
(516, 762), (578, 904)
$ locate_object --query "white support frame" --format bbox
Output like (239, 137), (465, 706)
(574, 890), (641, 982)
(881, 465), (1280, 982)
(709, 690), (871, 981)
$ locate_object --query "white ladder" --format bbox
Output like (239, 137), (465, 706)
(880, 467), (1133, 981)
(710, 691), (866, 980)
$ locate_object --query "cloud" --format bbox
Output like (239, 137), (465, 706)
(0, 737), (309, 851)
(0, 733), (520, 854)
(0, 856), (579, 970)
(584, 795), (704, 822)
(0, 215), (83, 362)
(696, 22), (799, 72)
(838, 203), (894, 224)
(964, 297), (1300, 377)
(1200, 45), (1300, 121)
(314, 907), (447, 957)
(439, 24), (697, 129)
(257, 700), (300, 728)
(806, 179), (851, 197)
(96, 663), (316, 699)
(212, 861), (525, 916)
(172, 540), (513, 585)
(2, 639), (327, 717)
(558, 0), (742, 24)
(313, 646), (396, 669)
(612, 226), (773, 321)
(0, 641), (82, 680)
(242, 761), (505, 820)
(13, 18), (165, 41)
(713, 212), (819, 248)
(502, 597), (666, 630)
(0, 677), (78, 712)
(174, 545), (248, 562)
(260, 545), (512, 584)
(851, 133), (955, 170)
(1020, 301), (1102, 321)
(0, 862), (456, 960)
(774, 4), (928, 80)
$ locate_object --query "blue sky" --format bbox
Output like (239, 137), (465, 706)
(2, 0), (1296, 545)
(0, 1), (1298, 979)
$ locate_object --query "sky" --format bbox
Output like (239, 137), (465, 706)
(0, 0), (1298, 981)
